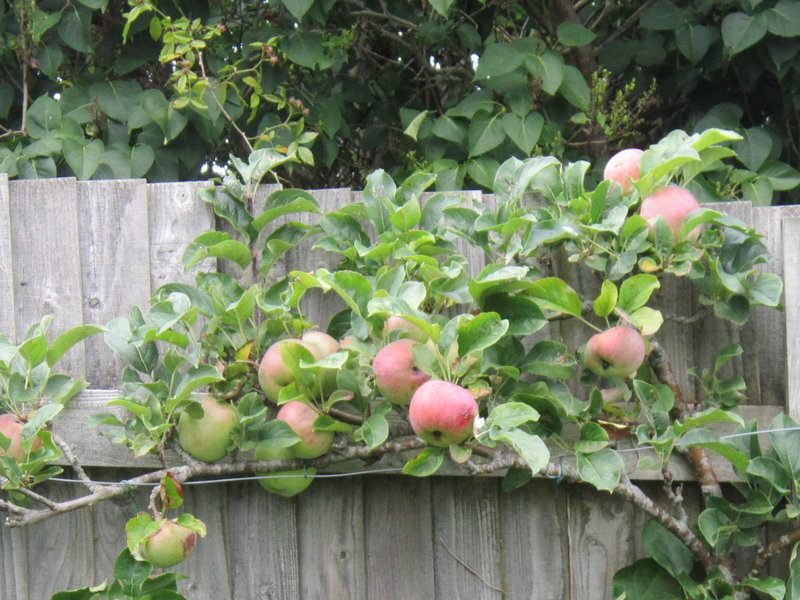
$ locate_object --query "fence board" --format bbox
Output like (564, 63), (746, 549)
(78, 179), (151, 386)
(783, 216), (800, 420)
(0, 173), (15, 340)
(364, 476), (436, 599)
(9, 178), (86, 377)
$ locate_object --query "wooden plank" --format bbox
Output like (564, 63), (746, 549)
(432, 477), (503, 600)
(364, 476), (436, 598)
(77, 179), (151, 387)
(147, 181), (215, 291)
(567, 483), (645, 599)
(297, 477), (366, 599)
(752, 205), (800, 406)
(218, 480), (300, 600)
(179, 481), (235, 599)
(0, 173), (16, 340)
(783, 216), (800, 420)
(9, 178), (86, 377)
(0, 523), (29, 600)
(499, 479), (571, 599)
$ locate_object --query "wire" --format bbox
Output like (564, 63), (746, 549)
(37, 425), (800, 488)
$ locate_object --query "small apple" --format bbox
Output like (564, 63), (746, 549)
(384, 315), (428, 343)
(603, 148), (644, 193)
(254, 443), (316, 497)
(142, 520), (198, 568)
(373, 339), (431, 405)
(0, 413), (43, 462)
(177, 396), (237, 462)
(585, 326), (646, 379)
(408, 380), (479, 447)
(640, 184), (701, 240)
(300, 330), (340, 359)
(276, 400), (334, 459)
(258, 339), (314, 402)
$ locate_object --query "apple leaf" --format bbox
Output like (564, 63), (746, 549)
(167, 365), (224, 411)
(492, 428), (549, 474)
(258, 419), (302, 449)
(313, 413), (353, 434)
(354, 406), (390, 449)
(577, 447), (623, 492)
(574, 422), (610, 454)
(487, 402), (540, 430)
(449, 444), (472, 463)
(403, 447), (445, 477)
(618, 274), (660, 313)
(593, 280), (618, 317)
(175, 513), (208, 537)
(159, 473), (184, 510)
(457, 312), (509, 356)
(251, 189), (321, 232)
(527, 277), (583, 316)
(125, 513), (162, 555)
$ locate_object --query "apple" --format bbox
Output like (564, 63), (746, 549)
(585, 326), (646, 379)
(177, 396), (237, 462)
(276, 400), (334, 459)
(384, 315), (428, 343)
(640, 184), (701, 240)
(373, 339), (431, 405)
(254, 443), (316, 497)
(408, 380), (479, 447)
(142, 520), (198, 568)
(0, 413), (43, 462)
(258, 339), (314, 402)
(603, 148), (644, 193)
(300, 330), (340, 359)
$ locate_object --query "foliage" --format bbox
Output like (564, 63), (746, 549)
(0, 127), (797, 598)
(1, 0), (800, 204)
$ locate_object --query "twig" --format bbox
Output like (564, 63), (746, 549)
(438, 536), (505, 594)
(53, 433), (102, 494)
(748, 527), (800, 578)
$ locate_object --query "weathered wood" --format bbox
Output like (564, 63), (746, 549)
(297, 477), (367, 599)
(9, 178), (86, 377)
(78, 179), (151, 387)
(364, 476), (436, 598)
(432, 477), (503, 600)
(783, 216), (800, 420)
(0, 173), (15, 340)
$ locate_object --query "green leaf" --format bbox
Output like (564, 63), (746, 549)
(63, 139), (104, 180)
(577, 447), (623, 492)
(558, 65), (590, 111)
(525, 50), (564, 96)
(675, 24), (717, 63)
(403, 110), (429, 141)
(760, 160), (800, 191)
(613, 558), (684, 600)
(721, 12), (768, 55)
(429, 0), (455, 17)
(740, 576), (785, 600)
(493, 428), (549, 474)
(593, 280), (618, 317)
(47, 325), (105, 367)
(457, 312), (509, 356)
(733, 127), (773, 171)
(767, 0), (800, 36)
(642, 520), (694, 580)
(403, 447), (445, 477)
(487, 402), (540, 430)
(527, 277), (583, 316)
(618, 274), (660, 313)
(252, 189), (321, 232)
(556, 22), (596, 46)
(640, 0), (685, 30)
(500, 112), (544, 155)
(468, 112), (506, 158)
(575, 422), (609, 454)
(475, 42), (524, 79)
(282, 32), (332, 69)
(282, 0), (314, 21)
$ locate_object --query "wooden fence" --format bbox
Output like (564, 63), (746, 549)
(0, 175), (799, 599)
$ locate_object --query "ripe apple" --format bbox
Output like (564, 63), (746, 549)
(584, 326), (646, 379)
(301, 330), (340, 359)
(276, 400), (334, 459)
(254, 443), (316, 497)
(177, 396), (237, 462)
(408, 380), (479, 447)
(603, 148), (644, 193)
(384, 315), (428, 343)
(0, 413), (43, 462)
(142, 520), (198, 568)
(640, 184), (701, 240)
(258, 339), (314, 402)
(373, 339), (431, 405)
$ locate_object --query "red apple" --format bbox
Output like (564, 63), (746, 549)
(585, 326), (646, 379)
(254, 443), (316, 497)
(0, 414), (43, 462)
(258, 339), (314, 402)
(373, 339), (431, 405)
(301, 330), (340, 359)
(276, 400), (334, 459)
(177, 396), (237, 462)
(640, 184), (701, 240)
(408, 380), (479, 447)
(142, 521), (198, 568)
(603, 148), (644, 193)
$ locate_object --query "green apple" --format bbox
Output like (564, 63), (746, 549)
(177, 396), (237, 462)
(142, 520), (198, 568)
(254, 443), (316, 497)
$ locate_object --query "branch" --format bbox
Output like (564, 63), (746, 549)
(748, 527), (800, 578)
(3, 436), (427, 527)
